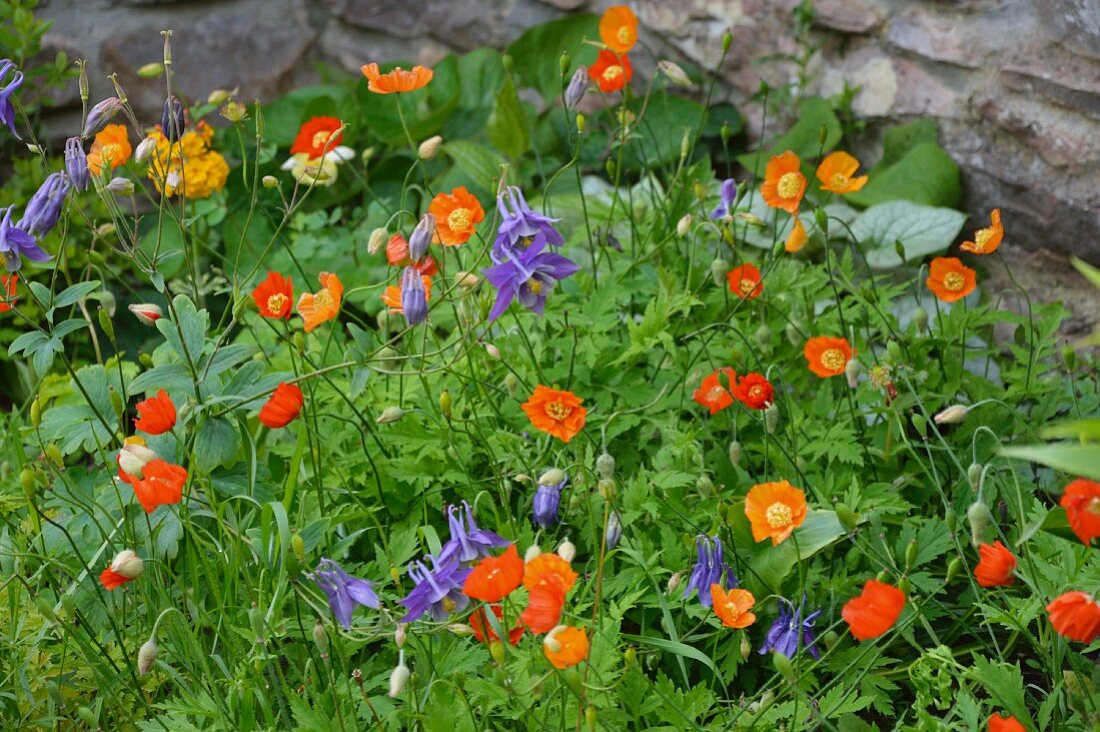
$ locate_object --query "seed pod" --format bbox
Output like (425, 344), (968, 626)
(722, 30), (732, 52)
(376, 406), (404, 424)
(576, 113), (585, 134)
(489, 640), (506, 665)
(29, 397), (41, 427)
(967, 500), (995, 548)
(585, 706), (598, 730)
(910, 413), (927, 438)
(597, 478), (615, 501)
(905, 540), (918, 571)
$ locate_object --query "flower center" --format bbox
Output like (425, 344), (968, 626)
(739, 278), (757, 295)
(519, 235), (536, 248)
(545, 400), (573, 421)
(602, 65), (624, 82)
(777, 172), (802, 199)
(1086, 497), (1100, 516)
(617, 27), (632, 46)
(442, 596), (456, 612)
(820, 348), (845, 372)
(707, 386), (726, 403)
(830, 173), (848, 189)
(943, 272), (966, 292)
(311, 130), (335, 151)
(723, 600), (741, 618)
(100, 144), (119, 164)
(765, 502), (793, 529)
(448, 207), (472, 232)
(974, 229), (992, 250)
(315, 290), (336, 311)
(749, 385), (765, 402)
(526, 278), (544, 295)
(266, 293), (288, 314)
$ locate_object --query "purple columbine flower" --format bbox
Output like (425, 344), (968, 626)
(533, 474), (567, 529)
(564, 67), (589, 110)
(0, 206), (48, 272)
(398, 555), (470, 623)
(495, 186), (564, 255)
(437, 500), (509, 566)
(65, 137), (89, 191)
(482, 235), (579, 322)
(161, 94), (185, 142)
(19, 172), (70, 237)
(82, 96), (123, 139)
(605, 510), (622, 549)
(759, 596), (821, 659)
(0, 59), (24, 139)
(310, 558), (380, 630)
(710, 178), (738, 220)
(683, 534), (738, 608)
(408, 213), (434, 262)
(400, 265), (428, 327)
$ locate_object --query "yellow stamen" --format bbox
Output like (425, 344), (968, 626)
(820, 348), (845, 372)
(943, 272), (966, 292)
(602, 65), (623, 82)
(315, 290), (336, 310)
(448, 207), (472, 233)
(707, 386), (725, 402)
(765, 502), (793, 529)
(974, 229), (993, 250)
(739, 278), (756, 295)
(311, 130), (334, 151)
(266, 293), (288, 314)
(616, 27), (632, 46)
(526, 279), (543, 295)
(442, 596), (456, 612)
(777, 172), (802, 199)
(545, 400), (573, 421)
(830, 173), (848, 189)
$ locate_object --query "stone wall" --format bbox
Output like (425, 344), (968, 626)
(34, 0), (1100, 332)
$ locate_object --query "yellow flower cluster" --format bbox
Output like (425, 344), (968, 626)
(146, 123), (229, 199)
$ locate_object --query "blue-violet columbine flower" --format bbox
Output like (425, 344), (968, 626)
(564, 67), (589, 110)
(65, 137), (89, 191)
(161, 94), (185, 142)
(533, 472), (567, 529)
(82, 96), (123, 138)
(400, 265), (428, 327)
(494, 186), (564, 256)
(0, 59), (24, 139)
(710, 178), (738, 220)
(482, 235), (579, 321)
(408, 213), (434, 262)
(605, 510), (623, 549)
(759, 595), (821, 659)
(311, 558), (380, 629)
(399, 554), (470, 623)
(684, 534), (738, 607)
(0, 206), (48, 272)
(19, 172), (70, 237)
(437, 500), (509, 565)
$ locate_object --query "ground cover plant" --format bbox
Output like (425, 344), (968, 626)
(0, 2), (1098, 729)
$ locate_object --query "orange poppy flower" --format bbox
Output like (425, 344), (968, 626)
(974, 540), (1017, 587)
(732, 372), (773, 410)
(360, 63), (433, 94)
(386, 234), (439, 275)
(1060, 478), (1100, 545)
(815, 151), (868, 194)
(710, 586), (756, 629)
(99, 550), (143, 591)
(0, 274), (17, 313)
(692, 368), (736, 415)
(588, 50), (632, 93)
(131, 459), (187, 513)
(429, 186), (485, 246)
(599, 5), (638, 53)
(297, 272), (343, 332)
(252, 271), (294, 319)
(258, 382), (304, 429)
(726, 263), (763, 299)
(463, 544), (524, 603)
(987, 713), (1026, 732)
(960, 209), (1003, 255)
(524, 553), (577, 593)
(926, 257), (976, 303)
(761, 151), (806, 214)
(544, 625), (588, 669)
(842, 579), (905, 641)
(99, 567), (133, 591)
(1047, 591), (1100, 643)
(290, 116), (344, 158)
(520, 573), (567, 633)
(785, 217), (808, 253)
(470, 605), (525, 646)
(87, 124), (131, 176)
(745, 480), (807, 545)
(803, 336), (852, 378)
(133, 389), (176, 435)
(381, 275), (433, 314)
(521, 385), (587, 443)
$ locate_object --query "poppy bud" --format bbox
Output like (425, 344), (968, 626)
(897, 576), (911, 595)
(764, 403), (779, 434)
(677, 213), (692, 237)
(596, 452), (615, 479)
(388, 655), (411, 697)
(559, 51), (571, 76)
(395, 623), (407, 647)
(945, 507), (957, 533)
(376, 406), (404, 424)
(886, 340), (903, 363)
(945, 557), (963, 583)
(418, 135), (442, 160)
(967, 500), (995, 548)
(722, 30), (732, 52)
(755, 324), (772, 353)
(261, 174), (278, 189)
(680, 128), (691, 160)
(585, 706), (598, 730)
(658, 60), (692, 87)
(913, 307), (929, 334)
(539, 468), (566, 487)
(1062, 344), (1076, 370)
(110, 549), (144, 580)
(137, 638), (158, 676)
(576, 113), (585, 134)
(502, 372), (518, 396)
(30, 397), (41, 427)
(557, 539), (576, 562)
(106, 177), (134, 195)
(439, 390), (452, 420)
(605, 159), (616, 178)
(486, 343), (502, 360)
(98, 307), (115, 342)
(711, 258), (729, 287)
(446, 623), (474, 637)
(904, 540), (918, 571)
(933, 404), (969, 425)
(597, 478), (615, 501)
(137, 62), (164, 79)
(696, 475), (714, 496)
(563, 667), (583, 697)
(772, 651), (795, 681)
(836, 503), (859, 531)
(845, 358), (861, 389)
(605, 511), (622, 549)
(741, 635), (752, 661)
(289, 533), (305, 563)
(139, 353), (154, 368)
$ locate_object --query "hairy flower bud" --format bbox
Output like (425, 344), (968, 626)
(933, 404), (970, 425)
(710, 258), (729, 287)
(597, 477), (615, 501)
(367, 227), (387, 256)
(109, 549), (144, 580)
(485, 343), (502, 360)
(312, 622), (329, 656)
(913, 306), (929, 334)
(967, 500), (995, 548)
(658, 60), (692, 87)
(395, 623), (407, 647)
(137, 638), (158, 676)
(446, 623), (474, 637)
(388, 654), (410, 697)
(596, 452), (615, 479)
(764, 403), (779, 434)
(967, 463), (983, 491)
(524, 544), (542, 562)
(845, 358), (861, 389)
(727, 440), (741, 468)
(418, 135), (442, 160)
(133, 136), (157, 166)
(376, 406), (404, 424)
(557, 538), (576, 563)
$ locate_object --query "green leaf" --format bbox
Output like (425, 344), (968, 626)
(52, 280), (101, 310)
(1039, 419), (1100, 441)
(1071, 257), (1100, 290)
(737, 97), (841, 176)
(620, 633), (727, 688)
(488, 77), (530, 159)
(968, 656), (1034, 730)
(845, 142), (960, 208)
(628, 92), (708, 169)
(507, 14), (600, 102)
(1001, 444), (1100, 480)
(192, 417), (241, 473)
(156, 294), (209, 366)
(849, 200), (967, 269)
(443, 141), (503, 192)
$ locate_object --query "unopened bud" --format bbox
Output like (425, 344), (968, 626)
(886, 340), (903, 363)
(98, 307), (115, 342)
(666, 571), (682, 595)
(967, 463), (982, 491)
(454, 271), (479, 290)
(367, 228), (387, 256)
(727, 440), (741, 468)
(905, 540), (918, 571)
(262, 175), (278, 189)
(741, 635), (752, 661)
(290, 533), (305, 562)
(933, 404), (969, 425)
(772, 651), (795, 680)
(376, 406), (404, 424)
(418, 135), (442, 160)
(132, 136), (156, 166)
(845, 359), (861, 389)
(913, 307), (929, 334)
(657, 60), (691, 87)
(711, 258), (729, 287)
(388, 655), (411, 697)
(395, 624), (407, 647)
(911, 413), (927, 437)
(439, 390), (452, 419)
(596, 452), (615, 479)
(604, 511), (622, 549)
(485, 343), (501, 360)
(1062, 344), (1077, 371)
(30, 397), (41, 427)
(967, 500), (995, 548)
(836, 503), (859, 532)
(137, 62), (164, 79)
(503, 372), (518, 396)
(109, 549), (144, 579)
(539, 468), (565, 487)
(722, 30), (732, 53)
(945, 557), (963, 583)
(597, 477), (615, 501)
(764, 403), (779, 434)
(696, 474), (714, 495)
(677, 213), (692, 237)
(105, 177), (134, 195)
(446, 623), (474, 637)
(557, 538), (576, 562)
(313, 622), (329, 655)
(576, 113), (585, 133)
(137, 638), (158, 676)
(489, 640), (506, 665)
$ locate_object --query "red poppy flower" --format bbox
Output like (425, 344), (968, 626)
(99, 549), (143, 591)
(470, 605), (525, 646)
(385, 234), (438, 275)
(842, 579), (905, 641)
(290, 117), (344, 158)
(133, 389), (177, 435)
(588, 50), (632, 93)
(463, 545), (524, 603)
(131, 459), (187, 513)
(974, 541), (1017, 587)
(732, 372), (773, 410)
(726, 263), (762, 299)
(520, 573), (567, 633)
(252, 271), (294, 319)
(692, 368), (736, 415)
(1046, 591), (1100, 644)
(0, 274), (17, 313)
(258, 383), (304, 429)
(523, 553), (577, 593)
(987, 713), (1026, 732)
(1060, 478), (1100, 545)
